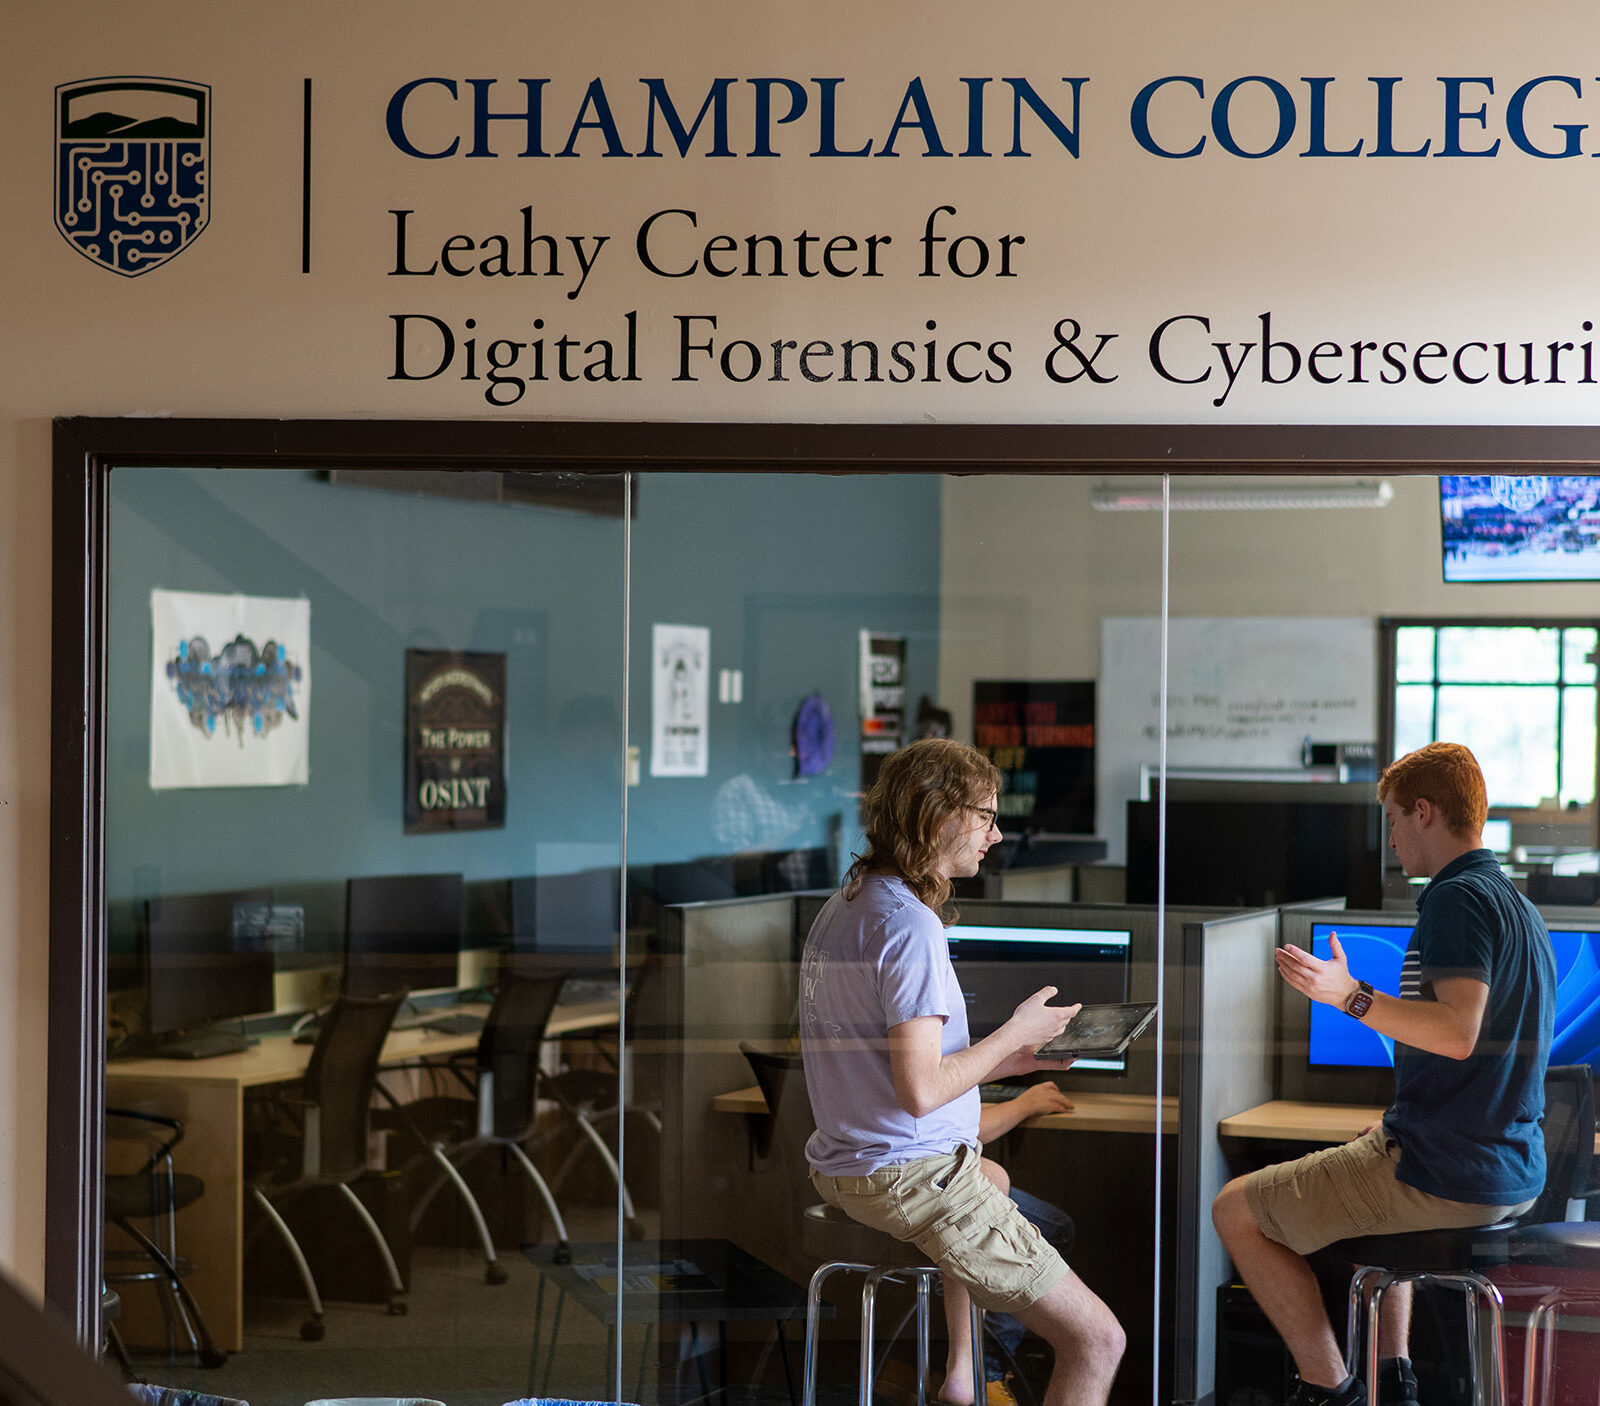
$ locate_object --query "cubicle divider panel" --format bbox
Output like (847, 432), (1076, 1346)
(1173, 909), (1281, 1406)
(657, 895), (799, 1255)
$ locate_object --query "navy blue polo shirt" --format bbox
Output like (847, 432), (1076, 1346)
(1386, 850), (1555, 1205)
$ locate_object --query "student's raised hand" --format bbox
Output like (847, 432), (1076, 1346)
(1275, 933), (1357, 1008)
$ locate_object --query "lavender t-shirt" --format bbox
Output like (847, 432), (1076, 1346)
(800, 873), (980, 1175)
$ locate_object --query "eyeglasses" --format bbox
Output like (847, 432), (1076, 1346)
(967, 805), (998, 831)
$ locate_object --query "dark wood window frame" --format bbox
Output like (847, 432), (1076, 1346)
(49, 417), (1600, 1342)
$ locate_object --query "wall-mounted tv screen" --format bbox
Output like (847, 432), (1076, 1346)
(1441, 475), (1600, 582)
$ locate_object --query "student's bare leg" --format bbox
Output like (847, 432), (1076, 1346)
(1013, 1265), (1125, 1406)
(939, 1158), (1011, 1404)
(1377, 1281), (1412, 1361)
(1213, 1177), (1346, 1387)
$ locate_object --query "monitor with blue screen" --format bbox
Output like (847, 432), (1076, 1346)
(1282, 909), (1600, 1104)
(1306, 921), (1408, 1070)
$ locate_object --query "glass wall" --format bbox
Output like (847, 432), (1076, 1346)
(98, 466), (1168, 1406)
(90, 459), (1599, 1406)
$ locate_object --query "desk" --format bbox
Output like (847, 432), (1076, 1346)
(105, 997), (619, 1351)
(712, 1083), (1178, 1135)
(1219, 1099), (1600, 1155)
(1217, 1100), (1385, 1144)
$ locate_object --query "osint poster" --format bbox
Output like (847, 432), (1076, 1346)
(404, 648), (508, 833)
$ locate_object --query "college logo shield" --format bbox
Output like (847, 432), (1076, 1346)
(55, 77), (210, 277)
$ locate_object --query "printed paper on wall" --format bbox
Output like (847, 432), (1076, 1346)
(651, 623), (709, 777)
(149, 588), (311, 789)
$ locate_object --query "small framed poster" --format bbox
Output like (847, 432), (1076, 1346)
(405, 649), (507, 833)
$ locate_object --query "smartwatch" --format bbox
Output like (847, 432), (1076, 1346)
(1344, 980), (1375, 1020)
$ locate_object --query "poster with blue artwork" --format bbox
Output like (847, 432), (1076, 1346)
(149, 588), (311, 789)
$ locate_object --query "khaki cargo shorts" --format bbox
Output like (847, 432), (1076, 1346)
(810, 1143), (1067, 1314)
(1243, 1123), (1534, 1258)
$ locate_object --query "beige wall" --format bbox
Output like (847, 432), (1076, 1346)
(6, 0), (1600, 1294)
(939, 473), (1600, 744)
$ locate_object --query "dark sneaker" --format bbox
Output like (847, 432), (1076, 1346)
(1378, 1358), (1419, 1406)
(1287, 1375), (1368, 1406)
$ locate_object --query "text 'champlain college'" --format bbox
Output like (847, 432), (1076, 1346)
(385, 73), (1600, 161)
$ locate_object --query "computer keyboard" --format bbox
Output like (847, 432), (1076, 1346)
(151, 1031), (257, 1060)
(978, 1082), (1027, 1103)
(561, 976), (623, 1004)
(419, 1011), (485, 1036)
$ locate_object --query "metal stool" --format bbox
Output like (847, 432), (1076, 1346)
(1339, 1227), (1513, 1406)
(1511, 1222), (1600, 1406)
(802, 1202), (985, 1406)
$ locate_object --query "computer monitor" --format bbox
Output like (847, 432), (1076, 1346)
(946, 921), (1133, 1072)
(509, 867), (619, 970)
(342, 872), (463, 998)
(1127, 783), (1384, 909)
(1281, 909), (1600, 1105)
(1481, 817), (1513, 855)
(795, 894), (1161, 1088)
(1547, 924), (1600, 1070)
(144, 887), (275, 1049)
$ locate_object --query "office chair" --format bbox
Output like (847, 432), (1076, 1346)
(388, 970), (578, 1280)
(544, 956), (663, 1241)
(1335, 1064), (1594, 1406)
(738, 1043), (1004, 1406)
(103, 1108), (227, 1369)
(247, 990), (408, 1341)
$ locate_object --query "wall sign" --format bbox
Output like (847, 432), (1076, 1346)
(972, 680), (1096, 833)
(404, 648), (507, 833)
(149, 588), (310, 790)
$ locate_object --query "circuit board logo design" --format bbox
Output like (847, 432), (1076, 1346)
(55, 77), (209, 277)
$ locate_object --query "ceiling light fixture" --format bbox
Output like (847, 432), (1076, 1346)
(1090, 479), (1395, 512)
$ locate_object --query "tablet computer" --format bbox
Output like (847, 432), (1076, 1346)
(1034, 1001), (1158, 1059)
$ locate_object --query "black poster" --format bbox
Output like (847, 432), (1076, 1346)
(972, 680), (1096, 834)
(405, 649), (507, 834)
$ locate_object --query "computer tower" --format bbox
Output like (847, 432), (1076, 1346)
(1215, 1282), (1293, 1406)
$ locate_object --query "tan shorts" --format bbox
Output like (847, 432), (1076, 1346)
(1243, 1124), (1535, 1258)
(810, 1144), (1067, 1314)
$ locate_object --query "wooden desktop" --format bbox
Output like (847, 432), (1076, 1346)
(105, 996), (619, 1352)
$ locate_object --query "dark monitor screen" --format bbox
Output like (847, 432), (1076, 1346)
(1127, 796), (1384, 910)
(947, 921), (1133, 1071)
(509, 868), (618, 967)
(343, 872), (463, 997)
(145, 887), (275, 1037)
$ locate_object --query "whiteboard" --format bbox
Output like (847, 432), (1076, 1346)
(1097, 617), (1377, 862)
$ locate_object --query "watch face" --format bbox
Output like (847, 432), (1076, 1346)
(1347, 984), (1373, 1018)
